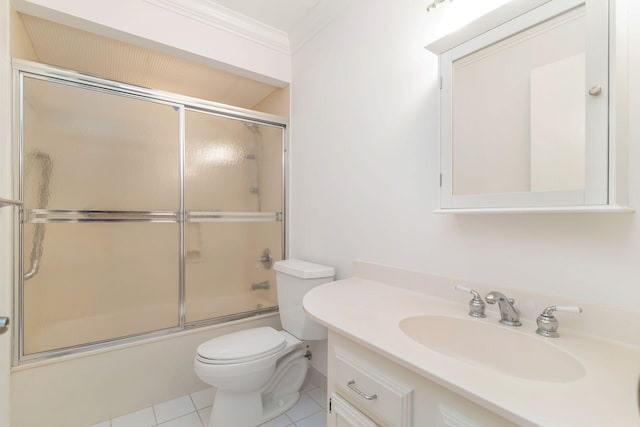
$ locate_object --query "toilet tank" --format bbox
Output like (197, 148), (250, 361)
(274, 259), (335, 340)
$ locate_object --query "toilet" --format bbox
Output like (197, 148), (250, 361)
(194, 259), (335, 427)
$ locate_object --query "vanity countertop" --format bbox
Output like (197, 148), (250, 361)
(303, 277), (640, 427)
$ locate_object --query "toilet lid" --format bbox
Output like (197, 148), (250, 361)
(197, 327), (286, 364)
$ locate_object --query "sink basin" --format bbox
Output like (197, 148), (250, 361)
(399, 315), (585, 382)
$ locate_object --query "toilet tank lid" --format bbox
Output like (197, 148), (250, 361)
(274, 259), (335, 279)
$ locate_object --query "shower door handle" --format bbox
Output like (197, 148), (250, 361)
(0, 317), (9, 335)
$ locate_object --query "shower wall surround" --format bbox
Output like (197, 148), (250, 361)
(15, 60), (287, 363)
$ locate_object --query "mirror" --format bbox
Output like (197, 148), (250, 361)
(427, 0), (628, 212)
(452, 6), (586, 196)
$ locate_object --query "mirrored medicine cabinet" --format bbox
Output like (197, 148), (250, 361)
(427, 0), (633, 213)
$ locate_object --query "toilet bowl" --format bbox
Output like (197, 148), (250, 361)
(194, 259), (335, 427)
(194, 327), (307, 426)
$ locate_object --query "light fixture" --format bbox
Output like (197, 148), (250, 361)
(427, 0), (453, 12)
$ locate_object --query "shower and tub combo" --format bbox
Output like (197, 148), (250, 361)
(12, 59), (289, 366)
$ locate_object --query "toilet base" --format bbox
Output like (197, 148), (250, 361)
(207, 389), (300, 427)
(209, 390), (262, 427)
(204, 346), (309, 427)
(262, 391), (300, 424)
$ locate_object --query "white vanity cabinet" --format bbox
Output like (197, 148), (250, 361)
(329, 393), (378, 427)
(306, 270), (640, 426)
(327, 331), (518, 427)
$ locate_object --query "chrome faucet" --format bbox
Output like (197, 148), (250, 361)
(485, 291), (521, 326)
(535, 305), (582, 338)
(454, 284), (486, 318)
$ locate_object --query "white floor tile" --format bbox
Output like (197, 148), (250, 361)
(197, 407), (212, 426)
(158, 412), (203, 427)
(154, 396), (196, 424)
(88, 421), (110, 427)
(258, 413), (293, 427)
(306, 387), (327, 409)
(190, 388), (215, 410)
(111, 407), (156, 427)
(285, 394), (322, 422)
(294, 411), (326, 427)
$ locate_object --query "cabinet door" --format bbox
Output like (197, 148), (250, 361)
(435, 0), (611, 210)
(329, 393), (378, 427)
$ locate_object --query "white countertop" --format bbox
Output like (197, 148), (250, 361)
(304, 277), (640, 427)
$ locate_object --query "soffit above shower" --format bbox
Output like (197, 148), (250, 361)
(14, 0), (351, 91)
(20, 14), (280, 109)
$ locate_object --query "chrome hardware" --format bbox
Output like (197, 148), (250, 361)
(187, 212), (279, 223)
(0, 317), (9, 335)
(256, 248), (272, 269)
(304, 350), (312, 360)
(25, 210), (179, 223)
(347, 381), (377, 401)
(455, 284), (486, 318)
(485, 291), (521, 326)
(588, 85), (602, 96)
(0, 197), (22, 208)
(251, 280), (270, 291)
(536, 306), (583, 338)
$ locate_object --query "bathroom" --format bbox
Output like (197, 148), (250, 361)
(0, 0), (639, 426)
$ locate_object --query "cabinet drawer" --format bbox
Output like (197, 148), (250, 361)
(330, 393), (378, 427)
(334, 347), (413, 427)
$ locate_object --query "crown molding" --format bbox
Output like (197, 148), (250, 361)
(143, 0), (291, 54)
(289, 0), (352, 53)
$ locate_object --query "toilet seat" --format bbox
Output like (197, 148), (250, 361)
(197, 327), (286, 365)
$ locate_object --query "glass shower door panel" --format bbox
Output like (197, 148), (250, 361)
(22, 222), (179, 355)
(185, 110), (284, 213)
(22, 76), (180, 212)
(185, 221), (282, 323)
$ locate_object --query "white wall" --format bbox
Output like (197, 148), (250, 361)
(289, 0), (640, 315)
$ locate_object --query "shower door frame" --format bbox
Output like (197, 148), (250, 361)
(12, 59), (289, 366)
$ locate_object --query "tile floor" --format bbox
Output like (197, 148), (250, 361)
(89, 380), (327, 427)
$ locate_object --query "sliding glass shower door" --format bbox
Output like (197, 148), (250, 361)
(16, 63), (286, 362)
(184, 110), (283, 323)
(21, 76), (181, 356)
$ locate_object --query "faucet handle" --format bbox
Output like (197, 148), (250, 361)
(455, 285), (486, 318)
(551, 306), (583, 314)
(536, 305), (583, 338)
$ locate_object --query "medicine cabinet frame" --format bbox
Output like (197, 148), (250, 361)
(427, 0), (633, 213)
